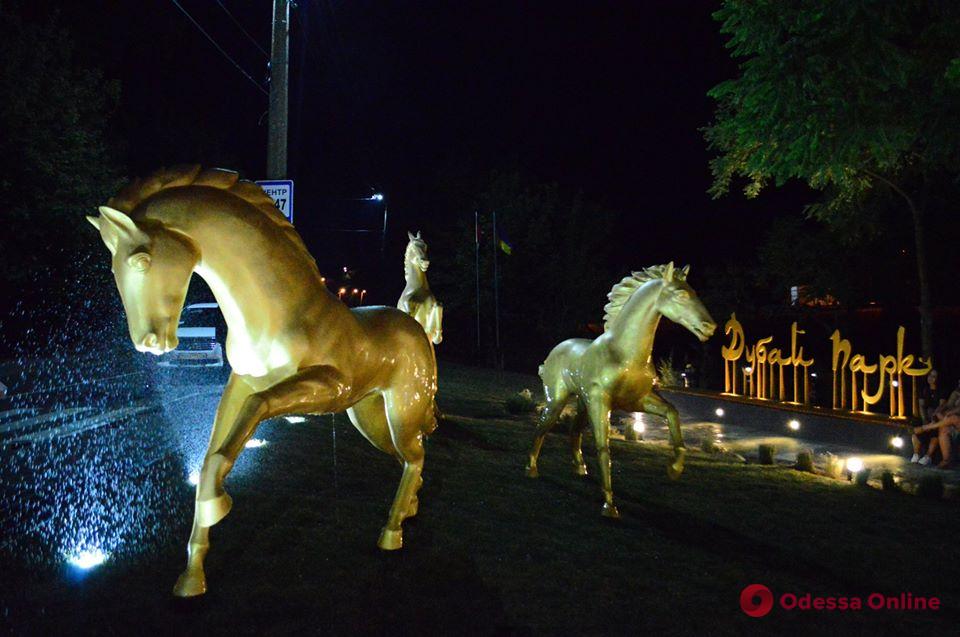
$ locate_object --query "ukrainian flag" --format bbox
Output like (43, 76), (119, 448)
(498, 231), (513, 255)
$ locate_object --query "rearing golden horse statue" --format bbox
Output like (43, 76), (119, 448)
(525, 263), (715, 517)
(397, 231), (442, 345)
(87, 166), (437, 597)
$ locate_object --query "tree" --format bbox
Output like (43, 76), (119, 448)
(0, 5), (122, 288)
(430, 170), (616, 368)
(704, 0), (960, 359)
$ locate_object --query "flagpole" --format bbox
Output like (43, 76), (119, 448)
(474, 210), (481, 359)
(492, 210), (502, 370)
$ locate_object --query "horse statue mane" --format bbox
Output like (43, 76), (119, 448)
(108, 164), (314, 268)
(602, 263), (688, 332)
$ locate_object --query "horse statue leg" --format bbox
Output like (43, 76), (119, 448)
(174, 365), (351, 596)
(525, 392), (571, 478)
(376, 390), (427, 550)
(173, 373), (255, 597)
(641, 390), (686, 480)
(585, 392), (619, 518)
(569, 401), (589, 476)
(428, 303), (443, 344)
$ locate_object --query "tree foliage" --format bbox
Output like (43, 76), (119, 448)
(704, 0), (960, 357)
(431, 170), (615, 366)
(0, 5), (122, 286)
(705, 0), (960, 209)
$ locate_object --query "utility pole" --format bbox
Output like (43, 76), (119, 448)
(267, 0), (290, 179)
(492, 210), (502, 370)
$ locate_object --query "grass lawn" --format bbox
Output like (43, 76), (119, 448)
(2, 363), (958, 635)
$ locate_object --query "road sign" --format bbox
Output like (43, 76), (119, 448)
(255, 179), (294, 223)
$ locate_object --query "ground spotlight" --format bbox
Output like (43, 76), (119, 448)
(715, 407), (725, 417)
(890, 436), (904, 449)
(788, 419), (801, 431)
(65, 547), (108, 570)
(846, 457), (864, 473)
(632, 420), (645, 434)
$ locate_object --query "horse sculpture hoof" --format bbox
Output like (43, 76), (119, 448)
(573, 463), (588, 476)
(525, 464), (539, 478)
(667, 448), (687, 481)
(378, 527), (403, 550)
(196, 493), (233, 528)
(172, 569), (207, 597)
(601, 502), (621, 518)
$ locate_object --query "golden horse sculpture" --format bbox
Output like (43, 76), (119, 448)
(525, 263), (716, 518)
(397, 231), (443, 345)
(87, 166), (437, 597)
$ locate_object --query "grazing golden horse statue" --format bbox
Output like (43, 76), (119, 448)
(525, 263), (715, 517)
(87, 166), (437, 597)
(397, 231), (443, 345)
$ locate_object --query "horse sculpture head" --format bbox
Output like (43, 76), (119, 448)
(656, 262), (716, 342)
(87, 206), (199, 354)
(405, 231), (429, 272)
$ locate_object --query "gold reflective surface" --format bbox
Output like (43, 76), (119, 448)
(88, 166), (437, 597)
(397, 231), (443, 344)
(526, 263), (716, 517)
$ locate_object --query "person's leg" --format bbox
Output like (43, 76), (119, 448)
(920, 435), (939, 465)
(937, 427), (952, 468)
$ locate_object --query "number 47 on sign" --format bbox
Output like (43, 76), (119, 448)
(256, 179), (294, 224)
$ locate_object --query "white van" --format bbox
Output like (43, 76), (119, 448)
(157, 303), (224, 368)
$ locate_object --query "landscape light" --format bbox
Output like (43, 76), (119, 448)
(65, 547), (108, 570)
(846, 457), (864, 473)
(788, 419), (801, 431)
(632, 420), (645, 434)
(188, 469), (200, 486)
(890, 436), (904, 449)
(744, 366), (753, 374)
(811, 372), (818, 378)
(891, 379), (900, 388)
(285, 415), (307, 424)
(245, 438), (268, 449)
(371, 193), (384, 201)
(715, 407), (725, 417)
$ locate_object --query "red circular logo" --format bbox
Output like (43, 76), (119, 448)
(740, 584), (774, 617)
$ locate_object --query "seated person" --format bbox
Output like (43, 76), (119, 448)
(914, 376), (960, 468)
(912, 369), (943, 463)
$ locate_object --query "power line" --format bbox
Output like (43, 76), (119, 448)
(215, 0), (269, 59)
(169, 0), (268, 97)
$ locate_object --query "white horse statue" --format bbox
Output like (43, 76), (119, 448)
(526, 263), (716, 518)
(397, 231), (443, 345)
(87, 166), (437, 596)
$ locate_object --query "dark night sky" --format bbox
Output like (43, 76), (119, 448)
(46, 0), (811, 299)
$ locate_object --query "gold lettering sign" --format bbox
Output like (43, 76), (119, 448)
(722, 314), (930, 418)
(721, 314), (812, 404)
(830, 326), (931, 418)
